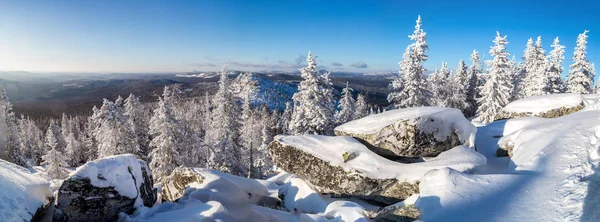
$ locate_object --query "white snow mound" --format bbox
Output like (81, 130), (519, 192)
(335, 107), (477, 147)
(0, 159), (52, 221)
(415, 110), (600, 221)
(69, 154), (150, 208)
(275, 135), (486, 182)
(504, 93), (583, 114)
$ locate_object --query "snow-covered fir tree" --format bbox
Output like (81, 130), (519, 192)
(335, 82), (356, 125)
(64, 132), (83, 167)
(520, 36), (549, 97)
(476, 32), (514, 124)
(430, 63), (452, 107)
(389, 16), (430, 108)
(0, 85), (24, 166)
(148, 86), (184, 182)
(278, 102), (293, 135)
(454, 60), (473, 114)
(546, 37), (566, 93)
(42, 124), (67, 179)
(124, 93), (150, 158)
(60, 113), (70, 152)
(567, 30), (595, 94)
(288, 51), (336, 135)
(92, 98), (139, 158)
(467, 50), (482, 117)
(206, 65), (245, 176)
(387, 47), (407, 107)
(354, 94), (368, 120)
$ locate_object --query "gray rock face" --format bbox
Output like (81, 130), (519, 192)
(374, 205), (421, 222)
(161, 166), (205, 202)
(502, 103), (584, 120)
(334, 107), (474, 158)
(54, 155), (156, 222)
(268, 140), (419, 205)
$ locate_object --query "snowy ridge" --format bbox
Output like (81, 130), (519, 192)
(0, 159), (52, 221)
(503, 93), (583, 114)
(275, 135), (485, 182)
(69, 154), (150, 208)
(335, 107), (477, 147)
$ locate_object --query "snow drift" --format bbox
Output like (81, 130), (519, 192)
(0, 158), (53, 221)
(415, 110), (600, 221)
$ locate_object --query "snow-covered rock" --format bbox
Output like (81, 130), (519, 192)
(54, 154), (156, 221)
(0, 159), (53, 221)
(269, 135), (485, 205)
(414, 110), (600, 221)
(124, 171), (368, 221)
(162, 167), (280, 209)
(502, 93), (585, 119)
(334, 107), (476, 157)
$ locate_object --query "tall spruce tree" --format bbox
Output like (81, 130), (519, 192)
(567, 30), (595, 94)
(547, 37), (566, 93)
(476, 32), (514, 124)
(288, 51), (335, 135)
(335, 82), (356, 125)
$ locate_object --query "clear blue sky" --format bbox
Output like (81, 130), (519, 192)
(0, 0), (598, 74)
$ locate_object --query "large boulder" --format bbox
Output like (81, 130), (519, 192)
(53, 154), (156, 222)
(334, 107), (476, 157)
(502, 93), (584, 119)
(0, 159), (53, 222)
(269, 135), (485, 205)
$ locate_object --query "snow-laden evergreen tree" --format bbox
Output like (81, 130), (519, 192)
(60, 113), (70, 152)
(387, 47), (408, 107)
(354, 94), (368, 120)
(124, 93), (150, 158)
(454, 60), (472, 114)
(148, 87), (184, 182)
(278, 102), (293, 135)
(206, 65), (245, 176)
(520, 36), (549, 97)
(0, 85), (24, 166)
(476, 32), (514, 124)
(430, 63), (452, 107)
(389, 16), (430, 108)
(43, 124), (67, 179)
(546, 37), (566, 93)
(467, 50), (482, 117)
(64, 132), (83, 167)
(567, 30), (595, 94)
(335, 82), (356, 125)
(17, 117), (44, 165)
(93, 98), (139, 158)
(288, 51), (336, 135)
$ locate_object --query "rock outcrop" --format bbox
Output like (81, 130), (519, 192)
(502, 94), (585, 120)
(334, 107), (476, 157)
(53, 154), (156, 222)
(269, 135), (485, 205)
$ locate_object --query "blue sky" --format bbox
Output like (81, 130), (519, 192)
(0, 0), (598, 74)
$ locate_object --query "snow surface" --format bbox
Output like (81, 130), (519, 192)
(123, 170), (369, 221)
(503, 93), (583, 114)
(415, 109), (600, 221)
(275, 135), (486, 182)
(335, 107), (477, 147)
(69, 154), (150, 208)
(0, 159), (52, 221)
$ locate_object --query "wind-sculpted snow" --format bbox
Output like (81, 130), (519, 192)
(415, 110), (600, 221)
(0, 159), (53, 221)
(335, 107), (476, 157)
(123, 170), (369, 221)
